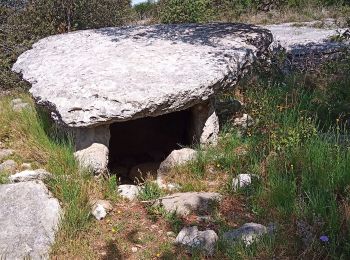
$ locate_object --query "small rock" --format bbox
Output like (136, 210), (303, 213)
(233, 114), (254, 129)
(131, 247), (138, 253)
(232, 174), (259, 191)
(158, 148), (197, 175)
(156, 192), (222, 217)
(117, 184), (141, 200)
(0, 160), (17, 173)
(0, 149), (14, 161)
(176, 226), (218, 255)
(20, 163), (32, 170)
(11, 98), (30, 112)
(92, 204), (107, 220)
(9, 169), (51, 183)
(92, 200), (112, 212)
(222, 223), (270, 246)
(13, 102), (30, 112)
(91, 200), (112, 221)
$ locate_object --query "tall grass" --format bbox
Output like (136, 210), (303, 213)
(184, 57), (350, 258)
(0, 95), (93, 245)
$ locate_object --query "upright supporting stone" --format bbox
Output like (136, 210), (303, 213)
(73, 125), (110, 174)
(190, 101), (219, 146)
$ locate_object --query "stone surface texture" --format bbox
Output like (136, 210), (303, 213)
(11, 98), (30, 112)
(13, 23), (272, 127)
(191, 102), (220, 145)
(232, 173), (259, 191)
(0, 181), (61, 259)
(0, 160), (17, 173)
(118, 184), (141, 200)
(223, 222), (269, 246)
(264, 21), (350, 71)
(91, 200), (112, 220)
(158, 148), (197, 175)
(176, 226), (218, 255)
(9, 169), (51, 183)
(73, 125), (110, 174)
(157, 192), (222, 216)
(0, 149), (14, 161)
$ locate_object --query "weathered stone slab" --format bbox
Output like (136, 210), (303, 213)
(13, 23), (272, 128)
(157, 192), (222, 216)
(0, 181), (61, 259)
(264, 22), (350, 71)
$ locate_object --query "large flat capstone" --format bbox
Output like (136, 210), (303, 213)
(12, 23), (272, 128)
(0, 181), (61, 259)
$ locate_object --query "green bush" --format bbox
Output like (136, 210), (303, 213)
(159, 0), (213, 23)
(0, 0), (132, 91)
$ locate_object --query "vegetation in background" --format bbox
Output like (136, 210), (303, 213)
(135, 0), (350, 24)
(0, 0), (132, 92)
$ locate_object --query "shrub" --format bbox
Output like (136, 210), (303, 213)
(0, 0), (132, 91)
(159, 0), (213, 23)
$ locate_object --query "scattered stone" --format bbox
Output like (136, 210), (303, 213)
(233, 114), (254, 129)
(223, 223), (271, 246)
(129, 162), (159, 182)
(9, 169), (51, 183)
(158, 148), (197, 175)
(92, 199), (113, 212)
(264, 22), (350, 72)
(232, 174), (259, 191)
(176, 226), (218, 255)
(20, 163), (32, 170)
(0, 149), (14, 161)
(117, 184), (141, 200)
(0, 181), (61, 259)
(11, 98), (30, 112)
(0, 160), (17, 173)
(157, 192), (222, 216)
(91, 200), (112, 221)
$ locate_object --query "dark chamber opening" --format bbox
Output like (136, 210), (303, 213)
(108, 109), (192, 184)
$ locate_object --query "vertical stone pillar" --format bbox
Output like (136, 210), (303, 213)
(72, 125), (110, 174)
(190, 100), (219, 146)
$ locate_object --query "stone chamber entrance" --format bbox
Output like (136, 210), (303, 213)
(108, 109), (193, 184)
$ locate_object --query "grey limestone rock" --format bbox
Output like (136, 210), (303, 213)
(176, 226), (218, 255)
(157, 192), (222, 216)
(13, 23), (272, 128)
(0, 181), (61, 259)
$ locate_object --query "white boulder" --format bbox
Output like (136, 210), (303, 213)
(176, 226), (218, 255)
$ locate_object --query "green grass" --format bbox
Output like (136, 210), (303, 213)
(181, 57), (350, 258)
(0, 94), (94, 253)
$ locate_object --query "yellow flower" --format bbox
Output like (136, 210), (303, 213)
(156, 253), (161, 257)
(112, 228), (116, 233)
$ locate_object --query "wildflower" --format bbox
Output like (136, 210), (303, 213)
(320, 235), (329, 243)
(156, 253), (161, 257)
(112, 228), (116, 233)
